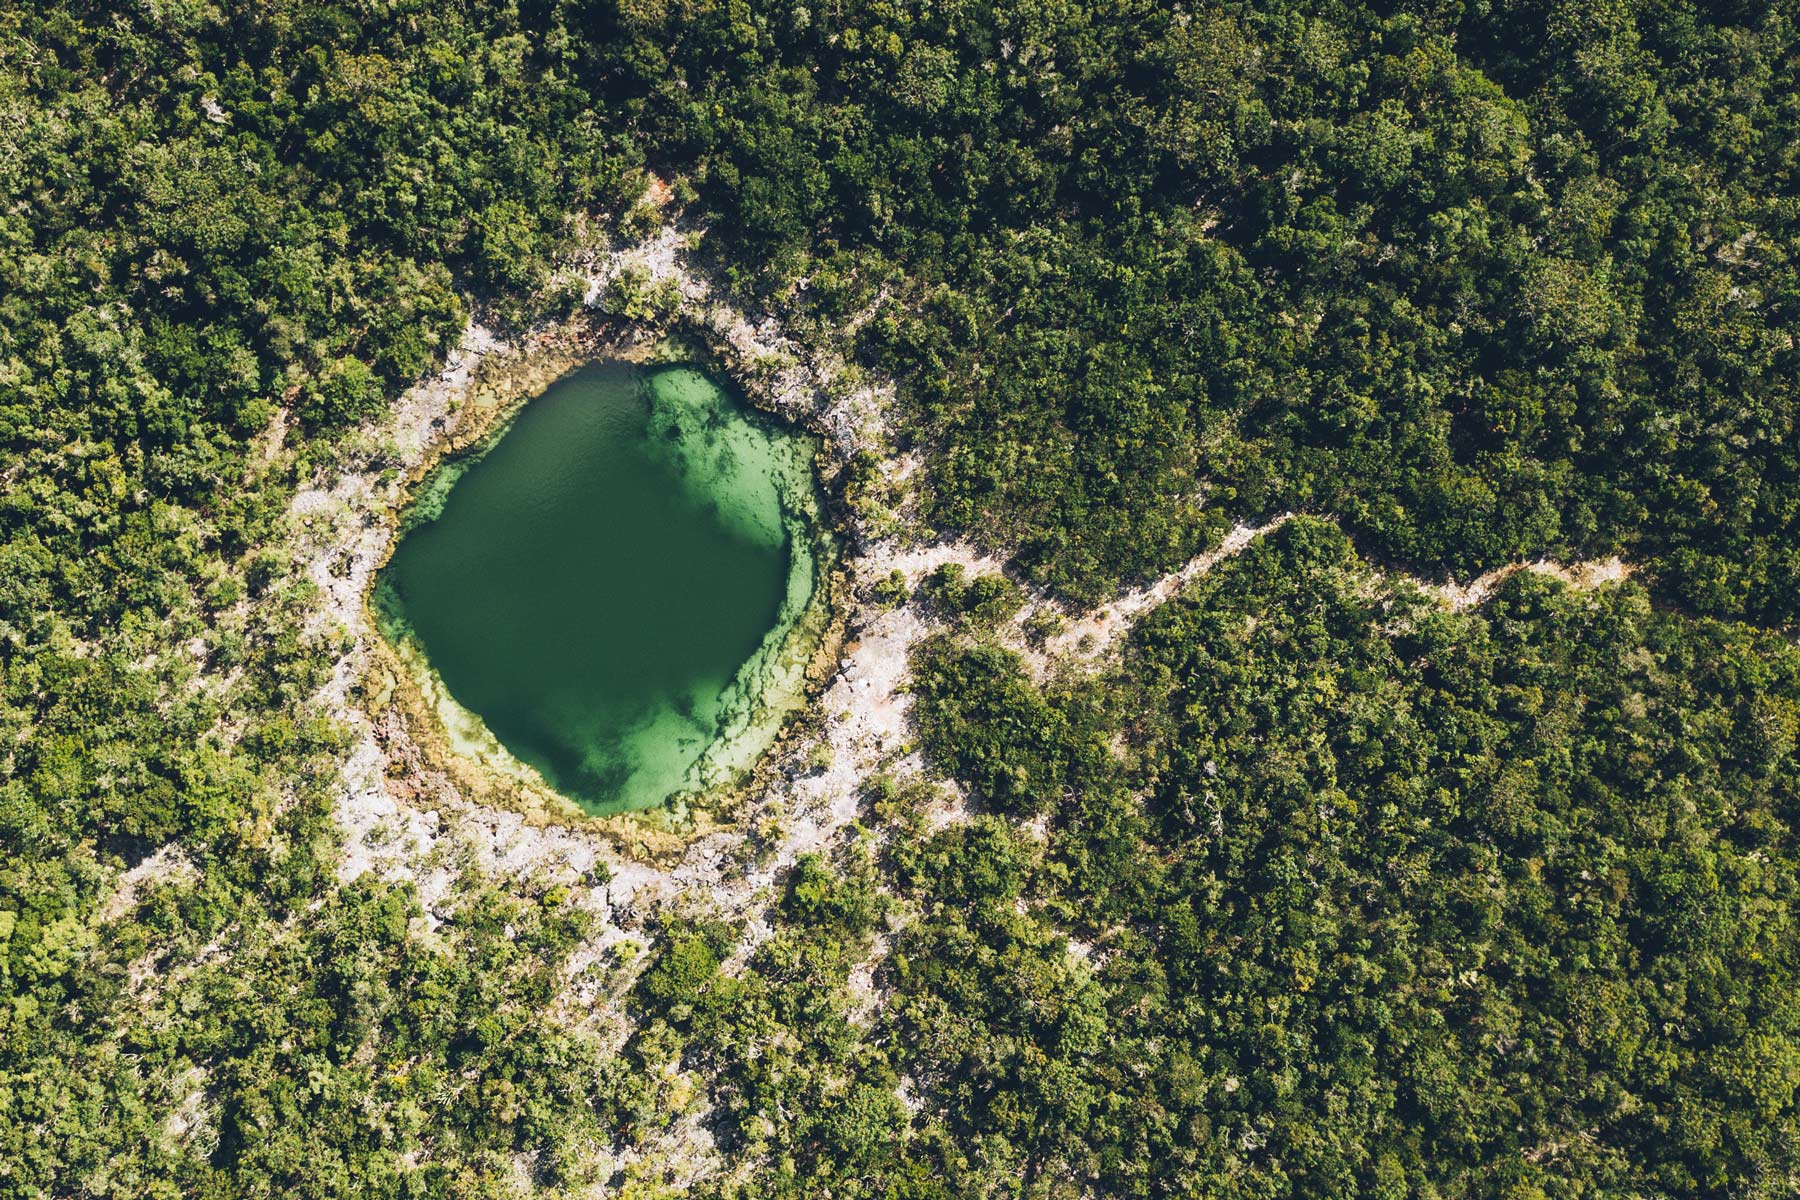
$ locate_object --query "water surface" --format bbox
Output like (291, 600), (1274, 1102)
(376, 361), (828, 814)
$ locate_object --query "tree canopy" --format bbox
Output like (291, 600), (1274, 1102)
(4, 0), (1800, 1196)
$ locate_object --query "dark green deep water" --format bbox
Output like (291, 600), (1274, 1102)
(376, 361), (829, 815)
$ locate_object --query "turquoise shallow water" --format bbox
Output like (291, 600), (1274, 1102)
(375, 361), (829, 814)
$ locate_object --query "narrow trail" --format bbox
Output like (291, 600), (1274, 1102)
(1422, 555), (1634, 611)
(1002, 517), (1637, 682)
(1005, 515), (1297, 680)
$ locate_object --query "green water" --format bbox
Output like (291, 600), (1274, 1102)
(375, 361), (830, 815)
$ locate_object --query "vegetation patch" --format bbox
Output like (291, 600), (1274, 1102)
(6, 0), (1800, 1196)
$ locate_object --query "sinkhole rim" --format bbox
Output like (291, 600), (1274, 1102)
(363, 351), (845, 824)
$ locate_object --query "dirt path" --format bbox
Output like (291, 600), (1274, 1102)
(1424, 555), (1634, 610)
(1002, 515), (1297, 679)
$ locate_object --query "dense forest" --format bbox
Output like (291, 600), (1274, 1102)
(3, 0), (1799, 1196)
